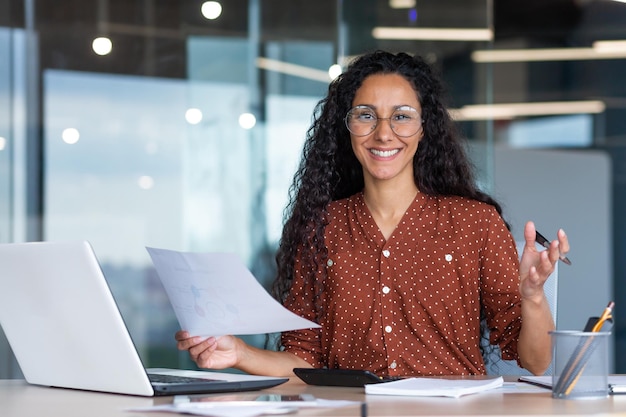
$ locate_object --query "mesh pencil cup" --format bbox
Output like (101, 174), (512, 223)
(550, 330), (610, 399)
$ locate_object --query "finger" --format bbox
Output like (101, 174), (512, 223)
(177, 335), (212, 351)
(527, 258), (552, 288)
(521, 265), (541, 299)
(189, 339), (218, 365)
(527, 265), (540, 285)
(176, 337), (195, 351)
(174, 330), (190, 341)
(538, 248), (556, 279)
(194, 343), (219, 367)
(523, 221), (537, 251)
(547, 239), (562, 266)
(558, 228), (570, 255)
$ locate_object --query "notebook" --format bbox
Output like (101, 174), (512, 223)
(0, 240), (288, 396)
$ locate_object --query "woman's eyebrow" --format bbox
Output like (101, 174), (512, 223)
(352, 103), (418, 110)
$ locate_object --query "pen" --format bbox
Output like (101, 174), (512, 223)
(535, 230), (572, 265)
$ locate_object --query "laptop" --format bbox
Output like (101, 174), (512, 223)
(0, 240), (288, 396)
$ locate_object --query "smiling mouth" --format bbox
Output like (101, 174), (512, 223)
(370, 148), (399, 157)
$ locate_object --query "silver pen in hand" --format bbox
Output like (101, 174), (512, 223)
(535, 230), (572, 265)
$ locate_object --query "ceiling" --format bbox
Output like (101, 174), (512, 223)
(0, 0), (619, 78)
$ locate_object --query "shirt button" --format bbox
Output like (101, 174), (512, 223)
(382, 286), (391, 294)
(382, 249), (390, 258)
(389, 360), (397, 369)
(385, 325), (392, 333)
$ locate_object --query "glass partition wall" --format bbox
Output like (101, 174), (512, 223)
(0, 29), (12, 243)
(0, 6), (16, 378)
(1, 0), (625, 377)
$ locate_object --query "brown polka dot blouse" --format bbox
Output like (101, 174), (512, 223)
(281, 192), (522, 377)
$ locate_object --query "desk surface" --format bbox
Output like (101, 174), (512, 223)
(2, 377), (626, 417)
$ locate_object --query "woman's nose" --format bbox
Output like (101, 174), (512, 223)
(373, 117), (394, 140)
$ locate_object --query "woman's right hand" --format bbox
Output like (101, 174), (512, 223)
(175, 330), (241, 370)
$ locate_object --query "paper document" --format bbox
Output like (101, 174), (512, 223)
(146, 247), (320, 337)
(129, 398), (360, 417)
(497, 382), (551, 394)
(364, 376), (504, 398)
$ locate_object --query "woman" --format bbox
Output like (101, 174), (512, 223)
(176, 51), (568, 377)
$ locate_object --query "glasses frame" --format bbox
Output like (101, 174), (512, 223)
(344, 105), (423, 138)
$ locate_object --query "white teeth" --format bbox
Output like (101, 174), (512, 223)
(370, 148), (399, 157)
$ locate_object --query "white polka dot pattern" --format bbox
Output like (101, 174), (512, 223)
(281, 192), (521, 377)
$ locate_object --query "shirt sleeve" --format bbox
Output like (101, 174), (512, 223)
(479, 208), (523, 363)
(280, 254), (325, 368)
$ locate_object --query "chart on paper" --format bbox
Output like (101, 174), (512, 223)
(146, 247), (320, 337)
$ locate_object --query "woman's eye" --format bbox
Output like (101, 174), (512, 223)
(393, 113), (411, 121)
(356, 112), (376, 121)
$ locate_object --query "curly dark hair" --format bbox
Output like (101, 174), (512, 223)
(271, 50), (506, 305)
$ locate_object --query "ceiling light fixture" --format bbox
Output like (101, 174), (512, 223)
(373, 27), (493, 41)
(201, 1), (222, 20)
(92, 37), (113, 56)
(472, 40), (626, 63)
(256, 57), (331, 83)
(389, 0), (416, 8)
(593, 39), (626, 52)
(450, 100), (605, 121)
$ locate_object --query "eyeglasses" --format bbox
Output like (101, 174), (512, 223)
(345, 105), (422, 137)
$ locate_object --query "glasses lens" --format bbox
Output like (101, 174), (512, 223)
(345, 106), (377, 136)
(345, 106), (421, 137)
(390, 106), (421, 137)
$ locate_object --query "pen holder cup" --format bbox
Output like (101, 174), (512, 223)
(550, 330), (610, 399)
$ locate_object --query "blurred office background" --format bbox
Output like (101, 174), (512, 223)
(0, 0), (624, 377)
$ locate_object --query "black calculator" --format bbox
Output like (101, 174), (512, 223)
(293, 368), (402, 387)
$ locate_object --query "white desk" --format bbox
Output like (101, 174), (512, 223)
(2, 377), (626, 416)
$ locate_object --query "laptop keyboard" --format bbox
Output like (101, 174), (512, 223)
(148, 373), (221, 384)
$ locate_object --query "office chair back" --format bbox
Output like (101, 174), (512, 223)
(483, 241), (558, 376)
